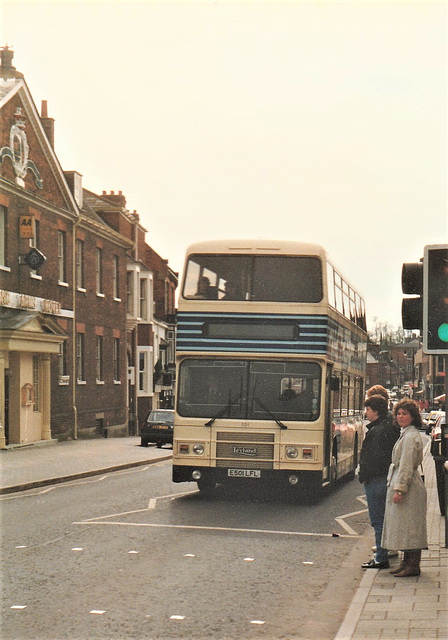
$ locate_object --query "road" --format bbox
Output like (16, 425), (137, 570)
(2, 459), (373, 640)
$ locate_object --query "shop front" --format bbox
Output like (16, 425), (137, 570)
(0, 309), (66, 447)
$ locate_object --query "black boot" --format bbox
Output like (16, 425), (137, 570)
(389, 551), (408, 575)
(395, 550), (421, 577)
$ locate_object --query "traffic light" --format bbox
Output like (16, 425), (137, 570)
(424, 244), (448, 353)
(401, 260), (423, 331)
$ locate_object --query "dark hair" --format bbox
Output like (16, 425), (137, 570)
(393, 399), (423, 429)
(364, 394), (388, 419)
(366, 385), (389, 400)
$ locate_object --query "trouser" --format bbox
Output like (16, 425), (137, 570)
(364, 475), (388, 563)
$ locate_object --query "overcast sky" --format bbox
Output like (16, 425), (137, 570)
(2, 0), (447, 330)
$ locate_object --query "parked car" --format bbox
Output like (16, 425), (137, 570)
(426, 410), (444, 435)
(420, 412), (430, 431)
(430, 413), (445, 457)
(140, 409), (174, 448)
(401, 384), (410, 396)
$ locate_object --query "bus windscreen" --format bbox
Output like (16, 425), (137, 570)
(177, 359), (321, 422)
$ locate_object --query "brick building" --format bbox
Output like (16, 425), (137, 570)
(0, 49), (131, 444)
(84, 190), (178, 431)
(0, 48), (178, 446)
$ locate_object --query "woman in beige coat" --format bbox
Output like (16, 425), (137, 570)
(381, 399), (427, 577)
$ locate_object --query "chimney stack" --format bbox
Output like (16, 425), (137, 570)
(102, 190), (127, 207)
(41, 100), (55, 149)
(0, 46), (24, 80)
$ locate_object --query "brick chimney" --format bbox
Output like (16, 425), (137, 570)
(41, 100), (55, 148)
(102, 190), (127, 207)
(0, 46), (24, 79)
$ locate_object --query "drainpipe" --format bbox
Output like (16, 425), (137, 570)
(72, 217), (79, 439)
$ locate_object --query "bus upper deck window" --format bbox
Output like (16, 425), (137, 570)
(252, 256), (322, 302)
(182, 254), (323, 303)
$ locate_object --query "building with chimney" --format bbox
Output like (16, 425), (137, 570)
(83, 190), (178, 432)
(0, 47), (178, 446)
(2, 47), (181, 445)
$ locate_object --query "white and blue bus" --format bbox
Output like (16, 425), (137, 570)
(172, 240), (367, 501)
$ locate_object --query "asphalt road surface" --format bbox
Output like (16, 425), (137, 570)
(2, 459), (373, 640)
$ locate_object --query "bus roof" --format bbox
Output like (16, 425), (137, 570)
(182, 239), (365, 304)
(184, 239), (327, 257)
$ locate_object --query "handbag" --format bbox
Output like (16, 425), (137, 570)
(420, 464), (425, 483)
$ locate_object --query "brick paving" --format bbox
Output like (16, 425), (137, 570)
(335, 443), (448, 640)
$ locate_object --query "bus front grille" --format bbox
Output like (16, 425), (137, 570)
(216, 432), (274, 469)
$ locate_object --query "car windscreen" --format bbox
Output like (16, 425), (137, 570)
(150, 412), (173, 423)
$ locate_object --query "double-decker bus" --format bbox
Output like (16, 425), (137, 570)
(172, 240), (367, 501)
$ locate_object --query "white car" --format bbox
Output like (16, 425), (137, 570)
(420, 412), (430, 431)
(426, 410), (444, 435)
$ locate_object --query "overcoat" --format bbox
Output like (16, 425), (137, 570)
(381, 425), (427, 551)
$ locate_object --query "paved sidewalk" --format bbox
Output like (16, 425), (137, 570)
(0, 436), (172, 494)
(335, 442), (448, 640)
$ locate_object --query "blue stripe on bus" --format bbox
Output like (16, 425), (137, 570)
(177, 314), (328, 323)
(176, 312), (334, 354)
(177, 345), (327, 355)
(175, 313), (366, 372)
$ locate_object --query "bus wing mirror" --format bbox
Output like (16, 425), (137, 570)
(330, 376), (340, 392)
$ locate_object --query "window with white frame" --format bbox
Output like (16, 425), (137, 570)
(113, 338), (120, 381)
(96, 335), (104, 382)
(137, 346), (153, 395)
(58, 230), (66, 282)
(0, 206), (6, 267)
(76, 239), (85, 289)
(113, 255), (120, 299)
(76, 333), (85, 382)
(127, 271), (134, 315)
(58, 341), (68, 380)
(29, 219), (41, 277)
(139, 277), (148, 320)
(96, 247), (103, 295)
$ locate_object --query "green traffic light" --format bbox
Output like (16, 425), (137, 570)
(438, 323), (448, 343)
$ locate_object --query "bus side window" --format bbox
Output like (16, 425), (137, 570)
(332, 374), (341, 418)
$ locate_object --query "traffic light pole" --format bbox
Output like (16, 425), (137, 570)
(444, 355), (448, 547)
(402, 246), (448, 545)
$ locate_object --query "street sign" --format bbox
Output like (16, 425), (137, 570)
(23, 248), (46, 270)
(19, 215), (35, 239)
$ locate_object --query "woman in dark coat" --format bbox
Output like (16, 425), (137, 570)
(381, 399), (428, 577)
(359, 394), (399, 569)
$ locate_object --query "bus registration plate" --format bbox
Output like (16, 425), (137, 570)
(228, 469), (261, 478)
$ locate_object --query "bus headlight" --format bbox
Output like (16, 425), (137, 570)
(286, 446), (299, 459)
(192, 470), (202, 480)
(192, 443), (205, 455)
(288, 474), (299, 485)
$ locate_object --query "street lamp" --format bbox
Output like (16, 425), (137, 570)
(379, 351), (392, 388)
